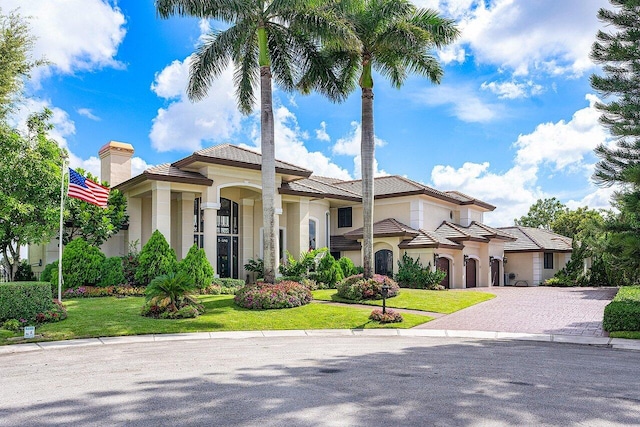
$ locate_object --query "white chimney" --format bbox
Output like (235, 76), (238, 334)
(99, 141), (134, 187)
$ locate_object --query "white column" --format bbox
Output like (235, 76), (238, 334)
(127, 196), (142, 251)
(242, 198), (255, 281)
(202, 186), (219, 276)
(179, 192), (195, 259)
(152, 182), (172, 243)
(298, 199), (310, 255)
(410, 200), (424, 230)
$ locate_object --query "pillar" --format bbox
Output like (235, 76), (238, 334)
(152, 182), (171, 244)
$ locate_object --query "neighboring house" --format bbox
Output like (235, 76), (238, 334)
(498, 226), (573, 286)
(32, 141), (566, 289)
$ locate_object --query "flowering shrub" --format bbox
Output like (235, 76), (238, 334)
(336, 274), (400, 300)
(35, 299), (67, 324)
(234, 281), (312, 310)
(369, 308), (403, 323)
(63, 285), (146, 298)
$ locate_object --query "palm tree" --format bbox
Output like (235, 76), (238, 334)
(155, 0), (352, 283)
(146, 272), (197, 313)
(311, 0), (459, 278)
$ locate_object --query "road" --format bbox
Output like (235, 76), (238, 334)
(1, 336), (639, 426)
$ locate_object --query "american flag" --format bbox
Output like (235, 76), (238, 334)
(68, 168), (110, 208)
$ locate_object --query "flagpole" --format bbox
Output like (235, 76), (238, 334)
(57, 154), (67, 301)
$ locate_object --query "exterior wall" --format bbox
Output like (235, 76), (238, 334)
(541, 252), (568, 283)
(372, 237), (401, 277)
(309, 200), (331, 249)
(504, 252), (534, 286)
(421, 200), (456, 230)
(141, 197), (152, 246)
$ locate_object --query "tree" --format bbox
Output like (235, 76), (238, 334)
(0, 9), (45, 119)
(0, 110), (65, 281)
(515, 198), (567, 229)
(310, 0), (458, 278)
(155, 0), (351, 283)
(135, 230), (178, 286)
(62, 168), (128, 246)
(551, 207), (604, 240)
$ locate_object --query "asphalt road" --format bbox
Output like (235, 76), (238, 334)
(1, 336), (639, 426)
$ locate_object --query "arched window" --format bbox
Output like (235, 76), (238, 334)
(217, 198), (239, 279)
(309, 218), (317, 250)
(375, 250), (393, 277)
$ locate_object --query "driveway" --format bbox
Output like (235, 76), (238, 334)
(416, 287), (618, 337)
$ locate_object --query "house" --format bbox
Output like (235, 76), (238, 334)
(497, 226), (573, 286)
(32, 140), (570, 289)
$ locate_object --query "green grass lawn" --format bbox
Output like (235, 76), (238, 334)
(609, 331), (640, 339)
(0, 295), (432, 345)
(312, 288), (495, 314)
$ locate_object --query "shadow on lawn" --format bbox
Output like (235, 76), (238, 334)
(1, 339), (639, 426)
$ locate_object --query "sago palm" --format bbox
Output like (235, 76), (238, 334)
(306, 0), (459, 278)
(146, 272), (197, 312)
(156, 0), (353, 283)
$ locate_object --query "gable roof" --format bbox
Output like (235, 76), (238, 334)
(114, 163), (213, 191)
(280, 177), (361, 201)
(330, 235), (362, 252)
(398, 229), (464, 250)
(435, 221), (516, 243)
(343, 218), (421, 239)
(498, 226), (572, 252)
(173, 144), (312, 178)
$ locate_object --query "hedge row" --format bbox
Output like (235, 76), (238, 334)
(603, 286), (640, 332)
(0, 282), (55, 322)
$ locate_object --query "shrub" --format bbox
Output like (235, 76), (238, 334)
(2, 319), (21, 331)
(244, 258), (264, 281)
(135, 230), (178, 286)
(99, 257), (125, 287)
(0, 282), (61, 323)
(14, 260), (36, 281)
(542, 276), (575, 287)
(337, 257), (358, 277)
(200, 278), (245, 295)
(141, 272), (203, 319)
(369, 308), (403, 323)
(35, 300), (67, 324)
(178, 244), (214, 289)
(234, 281), (312, 309)
(54, 238), (106, 289)
(40, 261), (57, 284)
(603, 286), (640, 332)
(62, 285), (146, 298)
(336, 274), (400, 300)
(122, 240), (142, 287)
(279, 248), (343, 288)
(395, 253), (446, 289)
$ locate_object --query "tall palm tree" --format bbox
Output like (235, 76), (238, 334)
(310, 0), (459, 278)
(155, 0), (352, 283)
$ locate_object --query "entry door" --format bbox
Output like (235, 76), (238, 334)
(375, 250), (393, 277)
(217, 236), (239, 279)
(491, 259), (500, 286)
(466, 258), (477, 288)
(436, 257), (450, 289)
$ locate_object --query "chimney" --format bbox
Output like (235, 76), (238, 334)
(99, 141), (134, 187)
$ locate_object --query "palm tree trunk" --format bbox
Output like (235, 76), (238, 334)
(261, 65), (277, 284)
(361, 86), (374, 279)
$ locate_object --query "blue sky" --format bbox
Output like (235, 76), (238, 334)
(6, 0), (615, 225)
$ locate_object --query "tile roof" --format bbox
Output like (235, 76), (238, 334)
(343, 218), (420, 239)
(280, 177), (361, 201)
(330, 235), (362, 252)
(435, 221), (517, 243)
(398, 229), (464, 250)
(498, 226), (573, 252)
(173, 143), (312, 177)
(114, 163), (213, 190)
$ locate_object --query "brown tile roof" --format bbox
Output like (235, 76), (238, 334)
(399, 229), (464, 250)
(172, 144), (312, 177)
(330, 235), (362, 252)
(343, 218), (420, 239)
(280, 177), (361, 201)
(498, 226), (573, 252)
(114, 163), (213, 190)
(434, 221), (517, 243)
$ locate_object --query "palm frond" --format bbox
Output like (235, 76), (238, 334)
(233, 30), (259, 115)
(155, 0), (247, 21)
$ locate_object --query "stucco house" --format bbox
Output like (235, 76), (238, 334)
(498, 226), (573, 286)
(30, 140), (572, 288)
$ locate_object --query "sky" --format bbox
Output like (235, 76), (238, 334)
(4, 0), (618, 226)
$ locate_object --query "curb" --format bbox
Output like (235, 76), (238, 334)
(1, 329), (638, 355)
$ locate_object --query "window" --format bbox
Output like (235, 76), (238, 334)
(217, 198), (240, 279)
(193, 197), (204, 248)
(337, 207), (352, 228)
(543, 252), (554, 269)
(217, 198), (238, 234)
(309, 219), (317, 250)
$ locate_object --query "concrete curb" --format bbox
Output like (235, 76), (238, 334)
(1, 330), (639, 355)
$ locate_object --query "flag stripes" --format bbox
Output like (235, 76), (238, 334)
(68, 168), (110, 208)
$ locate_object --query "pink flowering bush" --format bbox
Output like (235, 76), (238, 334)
(234, 281), (312, 310)
(336, 274), (400, 300)
(35, 299), (67, 324)
(369, 308), (403, 323)
(63, 285), (146, 298)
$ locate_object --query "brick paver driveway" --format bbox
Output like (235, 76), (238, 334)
(416, 287), (618, 337)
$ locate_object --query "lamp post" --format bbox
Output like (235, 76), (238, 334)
(381, 283), (389, 314)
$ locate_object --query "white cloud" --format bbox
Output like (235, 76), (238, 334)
(480, 80), (545, 99)
(131, 157), (153, 177)
(429, 94), (612, 226)
(5, 0), (126, 82)
(77, 108), (101, 121)
(242, 106), (352, 180)
(332, 121), (387, 156)
(315, 121), (330, 142)
(149, 56), (242, 152)
(413, 84), (501, 123)
(424, 0), (607, 77)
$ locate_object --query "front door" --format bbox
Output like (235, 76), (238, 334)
(217, 236), (238, 279)
(491, 259), (500, 286)
(466, 258), (477, 288)
(436, 257), (450, 289)
(375, 250), (393, 277)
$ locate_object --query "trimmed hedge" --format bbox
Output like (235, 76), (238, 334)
(0, 282), (56, 322)
(603, 286), (640, 332)
(336, 274), (400, 300)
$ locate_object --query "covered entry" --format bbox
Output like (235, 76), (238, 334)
(466, 258), (477, 288)
(375, 249), (393, 277)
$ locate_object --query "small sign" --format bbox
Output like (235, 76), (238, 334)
(24, 326), (35, 339)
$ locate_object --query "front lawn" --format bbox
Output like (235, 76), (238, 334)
(312, 288), (495, 314)
(0, 295), (432, 345)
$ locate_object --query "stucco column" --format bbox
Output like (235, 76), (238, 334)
(152, 182), (172, 243)
(298, 199), (310, 255)
(202, 186), (219, 276)
(275, 207), (282, 272)
(127, 196), (142, 251)
(178, 192), (195, 259)
(242, 198), (255, 281)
